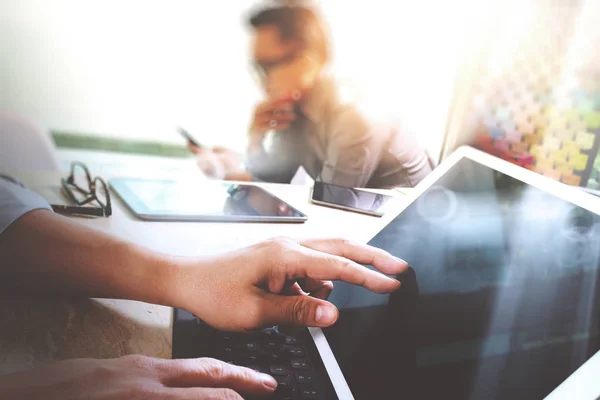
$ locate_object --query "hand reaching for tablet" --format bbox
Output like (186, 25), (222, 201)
(0, 209), (407, 398)
(2, 210), (406, 333)
(171, 237), (408, 331)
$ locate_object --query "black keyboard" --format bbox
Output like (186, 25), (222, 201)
(172, 309), (338, 400)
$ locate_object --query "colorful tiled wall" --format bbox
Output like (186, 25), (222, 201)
(459, 3), (600, 189)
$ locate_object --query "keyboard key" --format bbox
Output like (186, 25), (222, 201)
(284, 336), (298, 345)
(246, 352), (266, 363)
(220, 346), (236, 360)
(291, 358), (310, 370)
(264, 338), (285, 351)
(295, 371), (315, 383)
(274, 391), (293, 400)
(268, 352), (284, 363)
(243, 342), (261, 351)
(274, 385), (294, 400)
(218, 346), (239, 364)
(298, 385), (319, 399)
(285, 346), (305, 357)
(269, 364), (291, 376)
(220, 333), (242, 345)
(246, 364), (269, 374)
(275, 375), (293, 390)
(273, 376), (294, 400)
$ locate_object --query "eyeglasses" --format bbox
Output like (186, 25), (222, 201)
(250, 53), (302, 83)
(52, 162), (112, 217)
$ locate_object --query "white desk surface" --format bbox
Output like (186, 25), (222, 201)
(0, 170), (408, 375)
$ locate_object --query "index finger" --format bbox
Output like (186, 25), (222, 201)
(288, 247), (403, 294)
(300, 238), (408, 275)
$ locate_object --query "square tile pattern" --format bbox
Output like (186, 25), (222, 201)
(462, 4), (600, 189)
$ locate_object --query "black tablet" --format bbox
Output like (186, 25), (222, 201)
(321, 146), (600, 399)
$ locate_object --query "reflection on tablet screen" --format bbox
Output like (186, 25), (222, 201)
(323, 158), (600, 399)
(118, 180), (305, 219)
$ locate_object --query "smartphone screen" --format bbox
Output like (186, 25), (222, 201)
(311, 181), (395, 216)
(177, 127), (202, 148)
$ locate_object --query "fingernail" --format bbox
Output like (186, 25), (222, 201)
(394, 256), (407, 264)
(316, 305), (336, 326)
(260, 373), (277, 389)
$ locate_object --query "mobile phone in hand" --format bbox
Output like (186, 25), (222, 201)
(177, 127), (203, 148)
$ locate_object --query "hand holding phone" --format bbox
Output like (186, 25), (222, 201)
(177, 127), (202, 148)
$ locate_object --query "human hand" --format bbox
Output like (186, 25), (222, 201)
(249, 93), (299, 139)
(0, 355), (277, 400)
(187, 142), (203, 154)
(194, 147), (249, 180)
(172, 238), (408, 332)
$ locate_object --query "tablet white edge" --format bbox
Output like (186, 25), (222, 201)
(545, 350), (600, 400)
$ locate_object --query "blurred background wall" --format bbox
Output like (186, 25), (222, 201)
(0, 0), (482, 158)
(4, 0), (598, 191)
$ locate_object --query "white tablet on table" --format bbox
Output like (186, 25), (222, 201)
(110, 179), (307, 223)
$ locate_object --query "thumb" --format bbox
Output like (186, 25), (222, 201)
(187, 143), (203, 154)
(196, 153), (226, 179)
(261, 293), (339, 327)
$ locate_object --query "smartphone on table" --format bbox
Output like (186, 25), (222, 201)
(310, 181), (396, 217)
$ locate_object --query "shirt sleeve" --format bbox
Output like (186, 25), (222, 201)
(319, 107), (386, 188)
(0, 175), (52, 237)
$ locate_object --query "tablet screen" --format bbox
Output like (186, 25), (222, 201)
(323, 157), (600, 399)
(111, 179), (306, 221)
